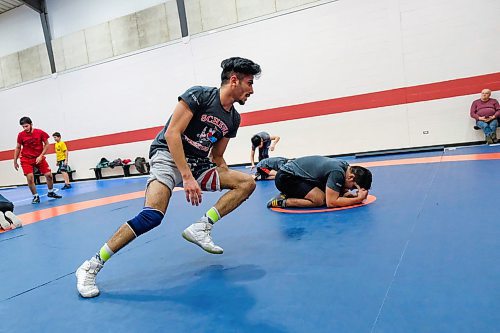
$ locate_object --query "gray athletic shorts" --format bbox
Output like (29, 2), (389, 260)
(147, 150), (221, 192)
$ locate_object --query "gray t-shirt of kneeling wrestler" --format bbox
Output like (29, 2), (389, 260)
(280, 156), (349, 192)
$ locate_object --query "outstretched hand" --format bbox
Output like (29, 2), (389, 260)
(183, 176), (202, 206)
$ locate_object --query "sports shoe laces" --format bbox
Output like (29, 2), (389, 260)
(192, 223), (213, 243)
(83, 271), (97, 286)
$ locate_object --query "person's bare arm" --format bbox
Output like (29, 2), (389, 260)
(270, 135), (280, 151)
(325, 186), (368, 208)
(36, 139), (50, 164)
(165, 100), (201, 205)
(250, 149), (256, 168)
(64, 145), (69, 165)
(211, 137), (230, 170)
(13, 142), (21, 170)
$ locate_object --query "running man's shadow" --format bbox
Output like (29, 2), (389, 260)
(101, 264), (286, 333)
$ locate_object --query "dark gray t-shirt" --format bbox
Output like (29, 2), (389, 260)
(280, 156), (349, 192)
(252, 131), (272, 161)
(149, 86), (241, 158)
(256, 157), (288, 170)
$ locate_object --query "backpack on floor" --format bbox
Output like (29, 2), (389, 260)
(134, 157), (148, 174)
(108, 158), (123, 168)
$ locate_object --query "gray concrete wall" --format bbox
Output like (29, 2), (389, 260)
(0, 0), (324, 89)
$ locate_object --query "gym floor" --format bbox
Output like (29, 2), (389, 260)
(1, 144), (499, 333)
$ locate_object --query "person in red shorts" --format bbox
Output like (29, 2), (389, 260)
(13, 116), (62, 204)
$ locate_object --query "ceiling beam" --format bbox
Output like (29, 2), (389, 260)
(40, 8), (55, 73)
(20, 0), (56, 73)
(19, 0), (42, 13)
(176, 0), (188, 38)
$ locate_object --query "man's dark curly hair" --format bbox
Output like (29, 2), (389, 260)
(19, 116), (32, 125)
(350, 166), (372, 190)
(221, 57), (261, 84)
(251, 135), (262, 148)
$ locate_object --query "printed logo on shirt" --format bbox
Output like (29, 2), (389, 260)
(198, 126), (218, 144)
(189, 92), (200, 106)
(183, 134), (210, 152)
(200, 115), (229, 135)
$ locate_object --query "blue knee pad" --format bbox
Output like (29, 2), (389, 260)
(127, 208), (164, 236)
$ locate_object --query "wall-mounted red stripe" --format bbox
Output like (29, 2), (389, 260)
(63, 126), (164, 151)
(0, 126), (163, 161)
(240, 72), (500, 126)
(1, 72), (499, 161)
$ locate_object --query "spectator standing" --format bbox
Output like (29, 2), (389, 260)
(52, 132), (72, 189)
(13, 117), (62, 203)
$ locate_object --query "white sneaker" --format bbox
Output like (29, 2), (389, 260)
(4, 211), (22, 228)
(0, 213), (10, 230)
(76, 258), (103, 298)
(182, 218), (223, 254)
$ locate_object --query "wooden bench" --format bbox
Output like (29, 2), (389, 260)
(34, 170), (76, 185)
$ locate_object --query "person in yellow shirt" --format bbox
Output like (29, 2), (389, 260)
(52, 132), (72, 189)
